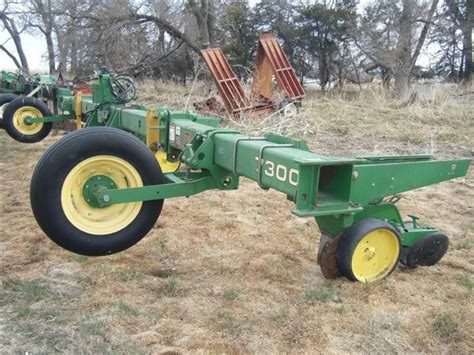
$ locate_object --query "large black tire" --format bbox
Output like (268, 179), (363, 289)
(3, 97), (52, 143)
(0, 93), (19, 129)
(30, 127), (165, 256)
(336, 218), (401, 283)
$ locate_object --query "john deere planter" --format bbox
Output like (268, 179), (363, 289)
(28, 74), (470, 283)
(0, 71), (128, 142)
(0, 70), (59, 129)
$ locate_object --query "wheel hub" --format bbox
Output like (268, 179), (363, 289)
(365, 246), (376, 260)
(82, 175), (117, 208)
(13, 106), (43, 134)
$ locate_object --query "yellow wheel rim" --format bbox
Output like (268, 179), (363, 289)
(12, 106), (44, 135)
(155, 150), (179, 173)
(61, 155), (143, 235)
(351, 229), (399, 283)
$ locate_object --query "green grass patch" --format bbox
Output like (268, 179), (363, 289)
(456, 239), (472, 251)
(117, 300), (139, 316)
(223, 288), (239, 301)
(215, 311), (241, 334)
(2, 277), (48, 301)
(274, 307), (289, 322)
(456, 273), (473, 292)
(164, 276), (184, 296)
(303, 284), (335, 304)
(81, 321), (106, 336)
(433, 312), (458, 338)
(154, 232), (168, 251)
(117, 267), (144, 282)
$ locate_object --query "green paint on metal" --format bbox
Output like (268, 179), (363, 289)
(83, 175), (117, 208)
(15, 69), (470, 250)
(25, 114), (72, 124)
(97, 172), (217, 207)
(350, 159), (470, 205)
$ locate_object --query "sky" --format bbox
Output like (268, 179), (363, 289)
(0, 1), (437, 73)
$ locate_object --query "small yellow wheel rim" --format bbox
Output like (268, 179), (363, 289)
(351, 229), (399, 283)
(61, 155), (143, 235)
(155, 150), (179, 173)
(12, 106), (44, 135)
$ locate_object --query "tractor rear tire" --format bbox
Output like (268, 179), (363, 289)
(336, 218), (401, 283)
(0, 93), (19, 129)
(3, 97), (52, 143)
(31, 127), (165, 256)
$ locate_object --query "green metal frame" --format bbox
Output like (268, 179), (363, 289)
(26, 73), (472, 248)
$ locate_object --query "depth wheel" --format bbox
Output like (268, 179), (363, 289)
(399, 233), (449, 268)
(31, 127), (165, 256)
(0, 93), (18, 129)
(3, 97), (52, 143)
(336, 218), (401, 283)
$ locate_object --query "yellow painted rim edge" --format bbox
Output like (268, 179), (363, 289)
(351, 228), (400, 283)
(12, 106), (44, 135)
(60, 155), (143, 235)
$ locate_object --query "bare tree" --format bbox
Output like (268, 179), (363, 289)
(187, 0), (216, 48)
(445, 0), (472, 83)
(0, 3), (29, 73)
(359, 0), (438, 96)
(27, 0), (58, 74)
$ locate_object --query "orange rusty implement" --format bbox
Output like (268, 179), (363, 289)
(201, 33), (304, 118)
(201, 48), (251, 115)
(251, 33), (305, 102)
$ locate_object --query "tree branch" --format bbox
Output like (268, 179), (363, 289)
(410, 0), (439, 70)
(0, 44), (22, 69)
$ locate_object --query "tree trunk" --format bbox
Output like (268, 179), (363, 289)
(461, 21), (472, 82)
(45, 29), (56, 74)
(0, 15), (29, 73)
(70, 36), (78, 75)
(447, 0), (472, 83)
(394, 0), (413, 97)
(319, 55), (330, 91)
(187, 0), (215, 49)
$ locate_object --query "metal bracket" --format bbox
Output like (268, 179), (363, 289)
(27, 84), (44, 97)
(232, 137), (265, 175)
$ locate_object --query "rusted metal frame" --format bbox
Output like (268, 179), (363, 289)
(262, 40), (295, 97)
(213, 51), (250, 111)
(264, 40), (302, 99)
(202, 50), (235, 112)
(208, 49), (249, 112)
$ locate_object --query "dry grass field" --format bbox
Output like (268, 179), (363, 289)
(1, 82), (473, 353)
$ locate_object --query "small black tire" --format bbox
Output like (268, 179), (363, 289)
(399, 233), (449, 268)
(0, 93), (19, 129)
(3, 97), (52, 143)
(336, 218), (401, 283)
(30, 127), (165, 256)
